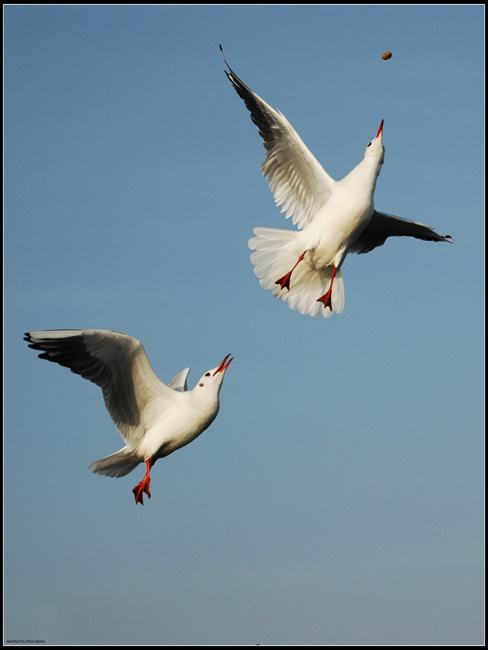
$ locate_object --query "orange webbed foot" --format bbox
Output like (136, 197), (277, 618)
(131, 457), (155, 505)
(275, 252), (307, 291)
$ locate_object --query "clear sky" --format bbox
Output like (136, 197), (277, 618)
(4, 5), (484, 646)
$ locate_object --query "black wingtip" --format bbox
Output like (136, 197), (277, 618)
(219, 43), (232, 73)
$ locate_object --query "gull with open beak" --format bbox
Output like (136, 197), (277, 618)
(221, 46), (452, 318)
(24, 329), (232, 505)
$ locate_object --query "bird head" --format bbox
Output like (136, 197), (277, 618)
(196, 354), (233, 392)
(363, 119), (385, 166)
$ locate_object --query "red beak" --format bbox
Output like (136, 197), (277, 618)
(376, 119), (384, 138)
(213, 354), (233, 375)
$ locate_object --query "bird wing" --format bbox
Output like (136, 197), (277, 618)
(25, 329), (177, 446)
(350, 210), (453, 254)
(222, 46), (335, 230)
(168, 367), (190, 392)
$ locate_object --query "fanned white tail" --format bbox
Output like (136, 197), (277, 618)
(249, 227), (345, 318)
(88, 447), (141, 478)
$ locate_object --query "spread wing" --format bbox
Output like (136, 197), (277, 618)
(350, 210), (453, 255)
(24, 329), (177, 446)
(221, 46), (335, 230)
(168, 367), (190, 392)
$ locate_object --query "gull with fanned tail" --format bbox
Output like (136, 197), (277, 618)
(221, 46), (452, 318)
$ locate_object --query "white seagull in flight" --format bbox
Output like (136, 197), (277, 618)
(25, 329), (232, 505)
(221, 45), (452, 318)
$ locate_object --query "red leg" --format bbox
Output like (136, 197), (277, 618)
(132, 457), (156, 505)
(316, 266), (337, 311)
(275, 251), (307, 290)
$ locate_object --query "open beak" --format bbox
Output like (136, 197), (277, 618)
(376, 119), (384, 138)
(213, 354), (233, 375)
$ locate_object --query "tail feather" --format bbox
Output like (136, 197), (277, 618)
(249, 227), (345, 318)
(249, 227), (301, 288)
(88, 447), (141, 478)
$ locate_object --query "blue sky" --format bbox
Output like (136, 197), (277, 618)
(4, 5), (484, 645)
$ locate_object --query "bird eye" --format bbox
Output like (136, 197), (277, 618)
(205, 372), (210, 377)
(367, 142), (372, 148)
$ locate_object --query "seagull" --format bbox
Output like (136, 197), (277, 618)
(220, 45), (452, 318)
(24, 329), (232, 505)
